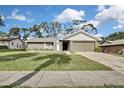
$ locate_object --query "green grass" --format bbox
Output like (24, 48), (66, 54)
(0, 51), (112, 71)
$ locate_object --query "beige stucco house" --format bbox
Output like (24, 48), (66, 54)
(0, 37), (25, 49)
(25, 31), (100, 52)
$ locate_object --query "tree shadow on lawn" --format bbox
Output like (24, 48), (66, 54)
(0, 53), (38, 62)
(2, 53), (71, 88)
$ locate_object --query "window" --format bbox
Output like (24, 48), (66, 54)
(2, 41), (4, 44)
(11, 42), (14, 45)
(45, 42), (54, 49)
(17, 43), (18, 48)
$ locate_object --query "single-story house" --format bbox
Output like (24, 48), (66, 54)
(99, 39), (124, 53)
(0, 37), (25, 49)
(25, 31), (100, 52)
(25, 37), (57, 50)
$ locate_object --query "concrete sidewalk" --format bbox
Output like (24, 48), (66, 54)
(77, 52), (124, 75)
(0, 71), (124, 87)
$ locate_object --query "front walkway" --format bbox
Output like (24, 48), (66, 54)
(77, 52), (124, 74)
(0, 71), (124, 87)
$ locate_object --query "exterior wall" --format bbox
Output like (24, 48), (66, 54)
(59, 41), (63, 51)
(94, 40), (99, 48)
(70, 41), (95, 52)
(0, 40), (9, 46)
(65, 32), (95, 41)
(53, 41), (57, 50)
(9, 39), (24, 49)
(27, 42), (44, 50)
(27, 41), (57, 50)
(102, 45), (124, 53)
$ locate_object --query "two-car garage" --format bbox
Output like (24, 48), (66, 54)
(62, 40), (95, 52)
(70, 41), (95, 52)
(62, 31), (99, 52)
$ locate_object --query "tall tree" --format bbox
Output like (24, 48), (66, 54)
(72, 20), (87, 31)
(0, 14), (5, 28)
(103, 31), (124, 41)
(9, 27), (21, 38)
(81, 23), (98, 34)
(0, 31), (7, 37)
(21, 28), (30, 40)
(49, 22), (62, 37)
(64, 19), (98, 35)
(39, 22), (50, 37)
(30, 25), (43, 38)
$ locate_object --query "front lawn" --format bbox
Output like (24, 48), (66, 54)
(0, 51), (112, 71)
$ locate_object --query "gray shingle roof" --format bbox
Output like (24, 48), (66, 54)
(25, 37), (57, 43)
(100, 39), (124, 46)
(63, 30), (100, 41)
(0, 37), (18, 41)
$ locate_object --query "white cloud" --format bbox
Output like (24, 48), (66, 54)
(95, 6), (124, 29)
(113, 24), (124, 29)
(55, 8), (85, 22)
(26, 18), (35, 23)
(94, 33), (102, 40)
(7, 9), (26, 21)
(87, 20), (100, 27)
(97, 5), (105, 12)
(27, 12), (31, 15)
(7, 9), (34, 23)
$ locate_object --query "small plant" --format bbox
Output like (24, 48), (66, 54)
(118, 50), (123, 55)
(94, 47), (103, 52)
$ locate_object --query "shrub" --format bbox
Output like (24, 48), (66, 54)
(94, 47), (103, 52)
(0, 45), (9, 49)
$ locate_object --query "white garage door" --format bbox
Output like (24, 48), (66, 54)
(72, 41), (95, 52)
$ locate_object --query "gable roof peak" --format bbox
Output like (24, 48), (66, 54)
(63, 30), (100, 41)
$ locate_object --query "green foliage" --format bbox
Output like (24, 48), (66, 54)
(0, 45), (9, 49)
(104, 31), (124, 41)
(0, 31), (8, 37)
(0, 14), (5, 27)
(21, 28), (30, 40)
(64, 19), (98, 35)
(9, 27), (21, 38)
(94, 47), (103, 52)
(7, 19), (97, 39)
(39, 21), (62, 37)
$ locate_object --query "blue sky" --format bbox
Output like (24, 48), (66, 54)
(0, 5), (124, 37)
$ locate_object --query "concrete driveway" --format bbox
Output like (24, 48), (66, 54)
(77, 52), (124, 74)
(0, 71), (124, 87)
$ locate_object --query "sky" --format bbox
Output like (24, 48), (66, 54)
(0, 5), (124, 37)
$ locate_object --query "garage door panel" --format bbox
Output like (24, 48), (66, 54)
(72, 41), (95, 52)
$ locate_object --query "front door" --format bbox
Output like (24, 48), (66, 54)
(62, 41), (69, 51)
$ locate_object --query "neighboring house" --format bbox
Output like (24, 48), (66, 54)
(25, 31), (100, 52)
(0, 37), (25, 49)
(99, 39), (124, 53)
